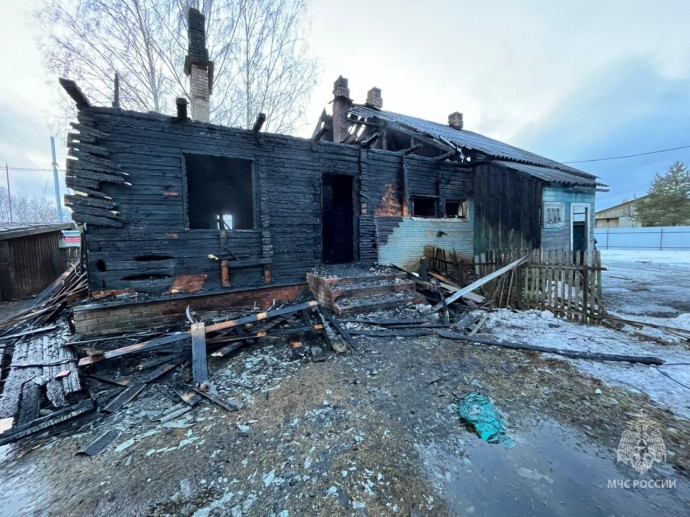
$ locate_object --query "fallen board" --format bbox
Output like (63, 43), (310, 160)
(191, 322), (208, 384)
(78, 301), (318, 366)
(0, 400), (95, 446)
(76, 429), (120, 456)
(437, 330), (665, 365)
(428, 256), (528, 313)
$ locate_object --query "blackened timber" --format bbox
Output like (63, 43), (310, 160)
(71, 213), (122, 228)
(437, 331), (665, 365)
(71, 187), (112, 200)
(65, 175), (100, 190)
(64, 194), (117, 210)
(70, 205), (119, 219)
(78, 301), (318, 366)
(191, 322), (208, 384)
(67, 131), (97, 144)
(76, 429), (120, 456)
(0, 400), (95, 446)
(67, 141), (111, 158)
(69, 123), (108, 139)
(68, 154), (128, 175)
(59, 78), (91, 110)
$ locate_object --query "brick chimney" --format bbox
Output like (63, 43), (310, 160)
(184, 8), (213, 122)
(365, 87), (383, 110)
(448, 112), (464, 130)
(332, 76), (351, 143)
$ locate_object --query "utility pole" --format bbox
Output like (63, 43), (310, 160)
(4, 163), (12, 223)
(50, 136), (62, 222)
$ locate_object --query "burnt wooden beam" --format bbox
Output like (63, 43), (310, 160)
(71, 187), (112, 200)
(253, 113), (266, 133)
(77, 429), (120, 456)
(64, 194), (116, 210)
(401, 143), (423, 155)
(59, 78), (92, 110)
(71, 212), (122, 228)
(360, 132), (380, 148)
(433, 149), (458, 162)
(437, 331), (665, 365)
(69, 123), (108, 139)
(191, 388), (243, 412)
(0, 400), (95, 446)
(78, 301), (318, 366)
(191, 322), (208, 384)
(312, 124), (330, 141)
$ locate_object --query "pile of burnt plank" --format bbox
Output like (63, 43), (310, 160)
(0, 265), (88, 443)
(0, 296), (336, 446)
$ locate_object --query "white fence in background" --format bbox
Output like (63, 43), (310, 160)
(594, 226), (690, 250)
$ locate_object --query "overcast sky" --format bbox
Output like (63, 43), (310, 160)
(1, 0), (689, 210)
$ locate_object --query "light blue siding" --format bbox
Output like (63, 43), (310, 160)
(377, 202), (474, 271)
(541, 187), (596, 250)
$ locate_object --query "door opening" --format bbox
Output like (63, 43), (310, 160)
(322, 174), (354, 264)
(571, 203), (590, 253)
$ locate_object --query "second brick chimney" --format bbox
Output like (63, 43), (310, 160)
(448, 112), (464, 130)
(332, 76), (352, 143)
(365, 87), (383, 110)
(184, 8), (213, 122)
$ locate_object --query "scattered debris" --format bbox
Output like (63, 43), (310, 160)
(76, 429), (120, 456)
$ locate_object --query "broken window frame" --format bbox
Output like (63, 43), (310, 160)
(444, 199), (470, 221)
(411, 195), (438, 218)
(182, 152), (258, 232)
(543, 202), (565, 228)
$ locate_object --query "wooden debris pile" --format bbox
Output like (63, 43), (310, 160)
(0, 264), (88, 444)
(0, 297), (336, 447)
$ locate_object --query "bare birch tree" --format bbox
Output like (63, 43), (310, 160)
(34, 0), (318, 133)
(0, 188), (60, 224)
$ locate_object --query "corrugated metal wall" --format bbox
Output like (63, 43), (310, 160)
(0, 231), (64, 300)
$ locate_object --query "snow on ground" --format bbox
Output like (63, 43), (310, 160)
(601, 249), (690, 266)
(485, 309), (690, 420)
(601, 249), (690, 317)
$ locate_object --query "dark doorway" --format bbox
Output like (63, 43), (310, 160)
(571, 204), (589, 253)
(322, 174), (354, 264)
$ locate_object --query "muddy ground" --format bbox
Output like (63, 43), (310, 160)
(0, 320), (688, 516)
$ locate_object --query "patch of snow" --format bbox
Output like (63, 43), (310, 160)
(601, 250), (690, 266)
(486, 309), (690, 419)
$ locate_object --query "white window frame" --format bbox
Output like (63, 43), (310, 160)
(543, 202), (565, 228)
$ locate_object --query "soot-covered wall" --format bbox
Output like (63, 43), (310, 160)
(73, 106), (475, 297)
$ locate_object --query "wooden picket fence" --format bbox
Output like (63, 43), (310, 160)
(476, 249), (605, 323)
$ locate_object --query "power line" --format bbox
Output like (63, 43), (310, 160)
(563, 145), (690, 164)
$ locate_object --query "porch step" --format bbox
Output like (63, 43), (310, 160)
(307, 265), (424, 316)
(333, 290), (427, 316)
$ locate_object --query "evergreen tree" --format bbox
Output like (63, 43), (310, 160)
(636, 161), (690, 226)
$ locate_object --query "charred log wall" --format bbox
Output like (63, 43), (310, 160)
(473, 163), (544, 254)
(69, 106), (476, 297)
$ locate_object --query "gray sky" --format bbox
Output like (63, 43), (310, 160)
(1, 0), (689, 210)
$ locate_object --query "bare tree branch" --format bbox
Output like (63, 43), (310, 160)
(34, 0), (318, 134)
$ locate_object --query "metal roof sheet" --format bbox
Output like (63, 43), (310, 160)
(493, 161), (604, 187)
(0, 223), (73, 241)
(349, 105), (599, 186)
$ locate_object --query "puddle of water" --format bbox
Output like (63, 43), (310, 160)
(423, 418), (688, 516)
(0, 444), (47, 517)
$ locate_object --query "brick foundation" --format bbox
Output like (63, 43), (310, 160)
(73, 284), (306, 335)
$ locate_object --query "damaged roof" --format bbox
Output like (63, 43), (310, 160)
(349, 104), (601, 187)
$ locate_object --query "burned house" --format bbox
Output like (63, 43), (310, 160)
(61, 8), (601, 333)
